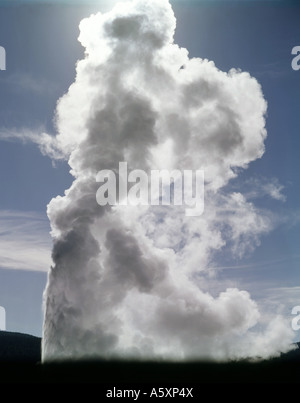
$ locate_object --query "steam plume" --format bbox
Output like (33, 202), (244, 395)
(42, 0), (294, 361)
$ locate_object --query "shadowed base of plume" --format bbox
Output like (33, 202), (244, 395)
(1, 357), (300, 384)
(0, 331), (300, 383)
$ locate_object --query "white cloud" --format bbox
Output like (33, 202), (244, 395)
(0, 127), (43, 144)
(240, 176), (286, 202)
(0, 128), (65, 160)
(41, 0), (294, 361)
(0, 210), (52, 272)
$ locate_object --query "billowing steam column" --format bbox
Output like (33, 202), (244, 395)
(42, 0), (293, 361)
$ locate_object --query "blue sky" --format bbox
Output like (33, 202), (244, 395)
(0, 0), (300, 340)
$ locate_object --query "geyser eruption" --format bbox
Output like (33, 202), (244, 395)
(42, 0), (294, 361)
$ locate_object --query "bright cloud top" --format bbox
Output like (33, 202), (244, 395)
(42, 0), (294, 361)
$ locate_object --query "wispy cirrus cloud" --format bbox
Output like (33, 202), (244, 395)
(0, 210), (52, 272)
(0, 72), (59, 95)
(244, 177), (286, 202)
(260, 286), (300, 314)
(0, 127), (65, 160)
(228, 176), (286, 203)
